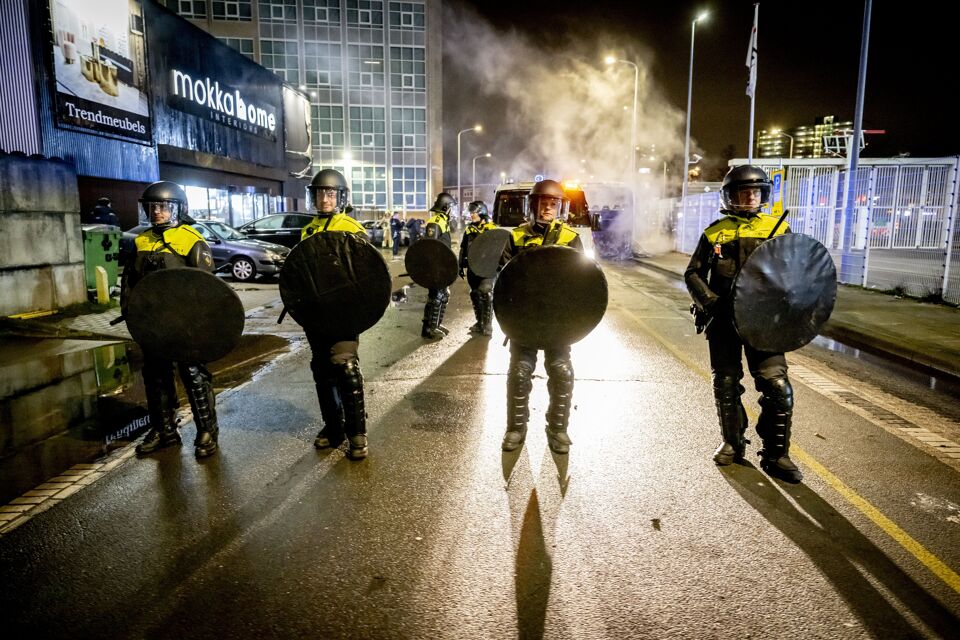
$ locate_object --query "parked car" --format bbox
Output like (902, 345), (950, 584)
(362, 220), (387, 247)
(236, 213), (315, 248)
(121, 220), (289, 282)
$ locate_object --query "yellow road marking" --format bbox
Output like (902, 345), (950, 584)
(618, 305), (960, 596)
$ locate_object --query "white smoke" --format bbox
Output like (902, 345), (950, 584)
(444, 2), (690, 254)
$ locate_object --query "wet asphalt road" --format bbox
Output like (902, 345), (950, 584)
(2, 256), (960, 639)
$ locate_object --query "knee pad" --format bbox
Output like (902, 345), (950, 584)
(477, 281), (493, 294)
(757, 375), (793, 412)
(545, 358), (574, 385)
(712, 373), (744, 403)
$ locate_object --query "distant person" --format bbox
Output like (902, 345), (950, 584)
(406, 217), (423, 244)
(421, 192), (457, 339)
(85, 196), (119, 226)
(458, 201), (497, 336)
(684, 165), (802, 483)
(390, 211), (405, 258)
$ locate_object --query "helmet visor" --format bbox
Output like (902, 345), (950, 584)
(529, 195), (566, 223)
(722, 184), (771, 213)
(139, 200), (182, 227)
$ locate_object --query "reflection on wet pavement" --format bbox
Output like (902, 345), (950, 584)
(0, 334), (291, 505)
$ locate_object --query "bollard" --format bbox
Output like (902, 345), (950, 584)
(95, 265), (110, 304)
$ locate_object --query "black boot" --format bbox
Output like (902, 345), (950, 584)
(436, 288), (450, 335)
(421, 290), (445, 339)
(468, 289), (483, 334)
(545, 357), (574, 454)
(313, 380), (345, 449)
(712, 375), (748, 465)
(338, 358), (368, 460)
(756, 376), (802, 483)
(137, 360), (181, 456)
(479, 290), (494, 336)
(502, 360), (533, 451)
(182, 364), (219, 458)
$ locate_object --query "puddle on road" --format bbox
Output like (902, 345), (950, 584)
(0, 334), (290, 505)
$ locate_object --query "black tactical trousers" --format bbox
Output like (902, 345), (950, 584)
(142, 356), (217, 437)
(707, 316), (792, 458)
(506, 342), (574, 435)
(305, 330), (365, 439)
(466, 271), (494, 333)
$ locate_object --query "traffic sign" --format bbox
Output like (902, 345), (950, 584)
(770, 169), (785, 217)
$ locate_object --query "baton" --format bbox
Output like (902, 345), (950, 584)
(767, 208), (791, 239)
(277, 307), (288, 324)
(109, 315), (126, 326)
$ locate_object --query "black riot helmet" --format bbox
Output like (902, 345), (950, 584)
(308, 169), (350, 214)
(431, 192), (457, 215)
(467, 201), (489, 220)
(720, 165), (772, 215)
(138, 181), (188, 228)
(527, 179), (569, 224)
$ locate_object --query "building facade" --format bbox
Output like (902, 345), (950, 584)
(0, 0), (311, 228)
(757, 115), (854, 160)
(164, 0), (443, 216)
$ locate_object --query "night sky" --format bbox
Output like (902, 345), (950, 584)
(442, 0), (959, 186)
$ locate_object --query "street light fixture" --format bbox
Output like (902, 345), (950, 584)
(604, 56), (640, 178)
(771, 128), (795, 158)
(457, 124), (482, 208)
(472, 153), (492, 199)
(681, 11), (708, 207)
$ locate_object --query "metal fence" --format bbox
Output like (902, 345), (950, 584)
(663, 157), (960, 305)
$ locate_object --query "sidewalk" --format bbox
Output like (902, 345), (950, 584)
(635, 252), (960, 382)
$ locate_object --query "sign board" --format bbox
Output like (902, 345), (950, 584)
(769, 168), (785, 217)
(47, 0), (153, 143)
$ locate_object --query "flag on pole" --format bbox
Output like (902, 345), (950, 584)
(745, 4), (758, 97)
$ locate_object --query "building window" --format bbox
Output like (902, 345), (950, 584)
(350, 165), (387, 209)
(304, 41), (342, 88)
(312, 104), (344, 149)
(218, 37), (255, 60)
(303, 0), (341, 22)
(392, 166), (427, 209)
(260, 0), (297, 22)
(213, 1), (252, 21)
(177, 0), (207, 18)
(389, 1), (425, 30)
(347, 0), (383, 26)
(349, 106), (386, 150)
(390, 46), (425, 91)
(260, 39), (300, 83)
(348, 44), (384, 89)
(390, 107), (425, 150)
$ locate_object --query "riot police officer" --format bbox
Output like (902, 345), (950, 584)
(421, 192), (457, 339)
(121, 181), (219, 458)
(301, 169), (371, 460)
(684, 165), (802, 483)
(458, 201), (498, 336)
(501, 179), (584, 454)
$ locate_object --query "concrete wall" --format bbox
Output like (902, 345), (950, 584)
(0, 153), (86, 316)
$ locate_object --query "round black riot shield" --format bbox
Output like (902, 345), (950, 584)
(280, 232), (391, 335)
(404, 238), (458, 289)
(127, 268), (244, 363)
(733, 233), (837, 353)
(494, 245), (607, 349)
(468, 228), (512, 278)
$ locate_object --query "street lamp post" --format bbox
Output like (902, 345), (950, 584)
(681, 11), (708, 208)
(457, 125), (482, 208)
(771, 129), (794, 158)
(472, 153), (492, 200)
(604, 56), (639, 177)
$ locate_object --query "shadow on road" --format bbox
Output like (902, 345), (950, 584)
(721, 461), (959, 637)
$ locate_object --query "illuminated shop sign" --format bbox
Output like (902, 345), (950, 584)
(169, 68), (277, 140)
